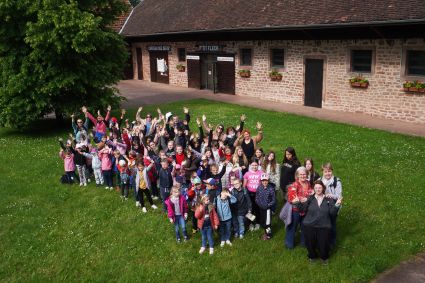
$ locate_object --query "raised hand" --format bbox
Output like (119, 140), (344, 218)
(256, 121), (262, 130)
(240, 114), (246, 121)
(156, 108), (161, 114)
(138, 106), (143, 113)
(196, 117), (201, 126)
(183, 107), (189, 114)
(121, 109), (126, 115)
(202, 114), (206, 122)
(107, 105), (111, 112)
(81, 106), (87, 113)
(71, 113), (75, 119)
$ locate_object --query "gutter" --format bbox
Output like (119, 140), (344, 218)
(123, 18), (425, 37)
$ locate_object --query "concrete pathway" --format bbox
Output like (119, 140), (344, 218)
(118, 80), (425, 137)
(374, 252), (425, 283)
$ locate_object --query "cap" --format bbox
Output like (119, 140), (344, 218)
(260, 173), (269, 181)
(110, 117), (118, 123)
(165, 112), (173, 122)
(203, 178), (216, 186)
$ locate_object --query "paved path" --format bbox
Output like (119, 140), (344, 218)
(373, 252), (425, 283)
(118, 80), (425, 137)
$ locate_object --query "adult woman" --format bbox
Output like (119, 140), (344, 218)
(285, 167), (313, 249)
(262, 151), (280, 191)
(304, 158), (320, 187)
(280, 147), (301, 200)
(297, 180), (342, 264)
(234, 122), (263, 162)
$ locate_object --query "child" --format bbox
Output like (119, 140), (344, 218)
(98, 144), (113, 190)
(117, 159), (130, 201)
(82, 148), (104, 186)
(320, 162), (342, 247)
(165, 186), (189, 242)
(243, 161), (263, 231)
(203, 178), (219, 205)
(157, 158), (174, 212)
(187, 177), (204, 234)
(59, 146), (76, 184)
(230, 179), (251, 239)
(195, 195), (219, 255)
(135, 160), (158, 212)
(255, 174), (276, 240)
(216, 188), (236, 247)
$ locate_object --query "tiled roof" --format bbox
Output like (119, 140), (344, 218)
(110, 0), (132, 33)
(121, 0), (425, 36)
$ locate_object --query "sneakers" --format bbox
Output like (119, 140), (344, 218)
(151, 204), (158, 210)
(220, 241), (225, 247)
(262, 234), (271, 241)
(234, 233), (239, 238)
(309, 258), (317, 264)
(249, 224), (254, 231)
(79, 183), (83, 186)
(239, 234), (244, 239)
(183, 236), (188, 242)
(83, 183), (87, 187)
(209, 248), (214, 255)
(87, 178), (91, 183)
(105, 186), (109, 190)
(225, 240), (232, 246)
(109, 187), (114, 191)
(176, 238), (181, 243)
(142, 207), (147, 213)
(136, 201), (141, 207)
(124, 197), (128, 201)
(254, 224), (260, 230)
(192, 229), (198, 234)
(199, 247), (206, 254)
(321, 259), (329, 266)
(152, 196), (159, 201)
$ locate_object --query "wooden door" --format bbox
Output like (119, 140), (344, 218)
(304, 59), (324, 108)
(149, 51), (169, 84)
(136, 48), (143, 80)
(123, 46), (133, 80)
(216, 56), (235, 94)
(187, 55), (201, 89)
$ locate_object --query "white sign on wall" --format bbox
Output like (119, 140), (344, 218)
(187, 55), (200, 60)
(217, 56), (234, 62)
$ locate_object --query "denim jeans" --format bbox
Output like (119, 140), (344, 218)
(160, 187), (170, 212)
(174, 215), (187, 240)
(232, 215), (246, 236)
(220, 219), (232, 241)
(201, 226), (214, 248)
(285, 210), (304, 249)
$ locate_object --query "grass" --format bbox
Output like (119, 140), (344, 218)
(1, 98), (425, 282)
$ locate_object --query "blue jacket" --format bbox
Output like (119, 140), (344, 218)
(216, 195), (236, 221)
(255, 184), (276, 210)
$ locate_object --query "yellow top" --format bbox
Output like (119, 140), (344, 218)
(139, 171), (147, 190)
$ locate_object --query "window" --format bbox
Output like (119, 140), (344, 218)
(351, 50), (373, 72)
(270, 49), (285, 68)
(406, 50), (425, 76)
(240, 48), (252, 66)
(178, 48), (186, 62)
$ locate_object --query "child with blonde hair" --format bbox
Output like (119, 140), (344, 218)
(195, 195), (219, 255)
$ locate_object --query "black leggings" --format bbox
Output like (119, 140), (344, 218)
(138, 189), (153, 207)
(303, 225), (331, 260)
(121, 184), (129, 198)
(248, 192), (259, 225)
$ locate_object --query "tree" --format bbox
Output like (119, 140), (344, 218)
(0, 0), (129, 128)
(129, 0), (140, 7)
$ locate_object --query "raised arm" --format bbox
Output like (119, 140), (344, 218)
(253, 122), (263, 144)
(82, 106), (97, 125)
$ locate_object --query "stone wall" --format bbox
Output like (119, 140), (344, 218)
(131, 39), (425, 124)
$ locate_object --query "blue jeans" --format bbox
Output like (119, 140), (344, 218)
(174, 215), (187, 240)
(160, 187), (170, 212)
(220, 219), (232, 241)
(285, 210), (304, 249)
(201, 226), (214, 248)
(232, 215), (245, 236)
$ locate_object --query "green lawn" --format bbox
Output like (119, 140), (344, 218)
(1, 99), (424, 282)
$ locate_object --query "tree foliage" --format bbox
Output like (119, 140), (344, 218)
(0, 0), (129, 128)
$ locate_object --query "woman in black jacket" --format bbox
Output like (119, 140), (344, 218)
(280, 147), (301, 200)
(297, 180), (342, 264)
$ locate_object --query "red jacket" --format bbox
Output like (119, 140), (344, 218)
(165, 195), (188, 222)
(195, 204), (219, 230)
(287, 180), (313, 215)
(175, 152), (185, 165)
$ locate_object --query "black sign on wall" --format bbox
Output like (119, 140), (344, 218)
(147, 45), (171, 51)
(197, 45), (225, 52)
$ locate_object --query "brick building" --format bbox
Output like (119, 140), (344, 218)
(120, 0), (425, 124)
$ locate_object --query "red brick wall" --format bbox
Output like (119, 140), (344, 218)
(110, 0), (132, 33)
(131, 39), (425, 124)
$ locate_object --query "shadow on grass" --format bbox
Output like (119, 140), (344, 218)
(0, 118), (69, 138)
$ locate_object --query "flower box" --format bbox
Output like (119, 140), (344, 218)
(269, 70), (282, 81)
(176, 64), (185, 72)
(403, 81), (425, 93)
(349, 75), (369, 88)
(238, 70), (251, 78)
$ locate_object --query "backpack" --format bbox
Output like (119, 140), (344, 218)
(329, 177), (340, 189)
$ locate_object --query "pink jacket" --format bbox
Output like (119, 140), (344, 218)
(60, 151), (75, 172)
(86, 111), (110, 134)
(98, 148), (112, 170)
(165, 195), (188, 222)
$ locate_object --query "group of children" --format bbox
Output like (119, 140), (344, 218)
(58, 105), (342, 257)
